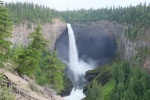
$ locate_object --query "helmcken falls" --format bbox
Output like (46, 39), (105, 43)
(64, 24), (94, 100)
(68, 23), (79, 81)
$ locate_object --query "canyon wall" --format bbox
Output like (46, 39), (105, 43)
(11, 19), (66, 51)
(11, 20), (150, 64)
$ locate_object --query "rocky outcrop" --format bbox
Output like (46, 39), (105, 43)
(143, 56), (150, 72)
(60, 74), (73, 97)
(117, 26), (150, 60)
(11, 19), (66, 51)
(84, 71), (99, 82)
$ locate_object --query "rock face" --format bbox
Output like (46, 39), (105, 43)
(11, 20), (150, 60)
(116, 26), (150, 60)
(60, 74), (73, 97)
(11, 19), (66, 51)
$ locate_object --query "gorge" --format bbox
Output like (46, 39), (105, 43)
(55, 22), (118, 99)
(64, 23), (95, 100)
(10, 20), (150, 100)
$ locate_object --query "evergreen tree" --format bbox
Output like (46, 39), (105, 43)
(86, 80), (103, 100)
(0, 0), (12, 67)
(16, 25), (48, 76)
(28, 24), (48, 51)
(40, 51), (65, 93)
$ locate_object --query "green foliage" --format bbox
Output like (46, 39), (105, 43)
(0, 73), (15, 100)
(11, 24), (65, 94)
(86, 80), (103, 100)
(15, 25), (48, 76)
(101, 79), (115, 100)
(0, 1), (12, 67)
(60, 3), (150, 26)
(15, 48), (39, 75)
(28, 25), (48, 51)
(133, 46), (150, 66)
(111, 61), (150, 100)
(4, 2), (63, 23)
(4, 2), (150, 40)
(35, 51), (65, 94)
(10, 45), (25, 63)
(86, 52), (150, 100)
(0, 2), (14, 98)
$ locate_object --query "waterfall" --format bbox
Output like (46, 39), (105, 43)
(67, 23), (94, 81)
(64, 23), (95, 100)
(67, 23), (79, 81)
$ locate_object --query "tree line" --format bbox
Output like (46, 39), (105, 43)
(5, 2), (150, 41)
(4, 2), (63, 23)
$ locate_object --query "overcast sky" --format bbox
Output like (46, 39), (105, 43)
(5, 0), (150, 11)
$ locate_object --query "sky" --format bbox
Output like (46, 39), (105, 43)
(4, 0), (150, 11)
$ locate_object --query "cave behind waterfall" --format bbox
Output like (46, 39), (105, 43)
(55, 22), (122, 67)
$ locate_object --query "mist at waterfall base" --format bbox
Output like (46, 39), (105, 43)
(64, 24), (96, 100)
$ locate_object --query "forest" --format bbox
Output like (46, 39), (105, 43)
(5, 2), (150, 41)
(85, 47), (150, 100)
(0, 0), (150, 99)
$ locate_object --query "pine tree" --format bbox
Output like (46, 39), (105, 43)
(28, 24), (48, 51)
(42, 51), (65, 93)
(0, 0), (12, 67)
(16, 25), (48, 76)
(86, 80), (103, 100)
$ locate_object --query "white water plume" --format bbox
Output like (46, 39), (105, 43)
(64, 88), (85, 100)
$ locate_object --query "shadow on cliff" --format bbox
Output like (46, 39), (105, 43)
(55, 22), (117, 67)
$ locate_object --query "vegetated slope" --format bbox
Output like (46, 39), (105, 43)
(0, 69), (63, 100)
(1, 1), (67, 99)
(84, 47), (150, 100)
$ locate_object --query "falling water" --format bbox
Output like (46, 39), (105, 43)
(67, 23), (94, 81)
(64, 24), (95, 100)
(67, 23), (79, 81)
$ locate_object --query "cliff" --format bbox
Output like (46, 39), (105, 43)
(116, 25), (150, 60)
(11, 19), (66, 51)
(11, 20), (150, 60)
